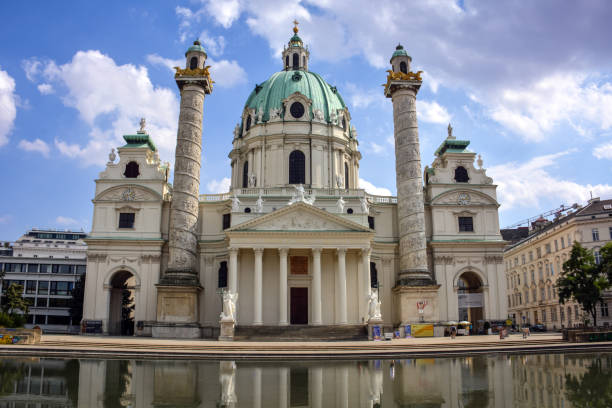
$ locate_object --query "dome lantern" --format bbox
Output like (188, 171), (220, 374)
(281, 20), (309, 71)
(185, 39), (207, 70)
(389, 43), (412, 74)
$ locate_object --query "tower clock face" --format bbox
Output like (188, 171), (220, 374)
(457, 192), (471, 205)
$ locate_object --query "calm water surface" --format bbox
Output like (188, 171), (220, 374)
(0, 352), (610, 407)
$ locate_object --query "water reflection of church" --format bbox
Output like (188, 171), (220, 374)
(0, 354), (607, 407)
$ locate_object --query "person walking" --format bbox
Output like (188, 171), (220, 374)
(450, 326), (456, 339)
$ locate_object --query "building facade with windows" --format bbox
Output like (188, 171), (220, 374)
(504, 198), (612, 329)
(0, 228), (87, 333)
(82, 27), (507, 338)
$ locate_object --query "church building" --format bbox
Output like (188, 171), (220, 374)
(82, 25), (507, 338)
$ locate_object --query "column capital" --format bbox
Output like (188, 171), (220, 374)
(229, 247), (239, 255)
(278, 248), (289, 256)
(312, 247), (322, 255)
(337, 248), (347, 255)
(361, 247), (371, 256)
(253, 247), (264, 255)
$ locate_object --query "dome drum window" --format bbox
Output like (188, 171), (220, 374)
(290, 102), (305, 119)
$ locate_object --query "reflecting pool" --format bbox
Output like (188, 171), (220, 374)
(0, 352), (610, 407)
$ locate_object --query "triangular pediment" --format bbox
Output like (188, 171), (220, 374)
(227, 202), (372, 233)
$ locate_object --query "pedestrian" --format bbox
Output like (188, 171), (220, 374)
(450, 326), (456, 339)
(522, 326), (527, 339)
(499, 326), (503, 340)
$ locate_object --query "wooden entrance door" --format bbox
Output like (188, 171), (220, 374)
(290, 287), (308, 325)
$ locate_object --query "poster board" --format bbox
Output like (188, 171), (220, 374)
(412, 324), (434, 337)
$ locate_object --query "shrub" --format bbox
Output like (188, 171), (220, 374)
(0, 312), (26, 328)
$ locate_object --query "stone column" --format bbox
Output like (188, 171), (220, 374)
(384, 64), (431, 285)
(361, 248), (371, 320)
(278, 367), (288, 408)
(163, 81), (208, 285)
(253, 367), (262, 408)
(337, 248), (348, 325)
(253, 248), (263, 325)
(311, 248), (322, 325)
(278, 248), (288, 326)
(228, 248), (238, 294)
(312, 367), (323, 408)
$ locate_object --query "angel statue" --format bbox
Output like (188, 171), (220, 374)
(231, 193), (240, 212)
(220, 291), (238, 322)
(336, 196), (345, 213)
(367, 289), (382, 321)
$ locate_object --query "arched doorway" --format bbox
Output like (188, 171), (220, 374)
(108, 270), (136, 336)
(457, 271), (484, 333)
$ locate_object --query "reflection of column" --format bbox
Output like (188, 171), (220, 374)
(279, 249), (288, 325)
(253, 367), (262, 408)
(279, 367), (288, 408)
(339, 366), (349, 408)
(337, 249), (347, 324)
(219, 361), (237, 407)
(229, 248), (238, 293)
(312, 367), (323, 408)
(361, 248), (372, 320)
(254, 248), (264, 325)
(312, 248), (322, 325)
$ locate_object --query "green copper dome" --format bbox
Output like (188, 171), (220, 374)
(244, 70), (347, 123)
(185, 40), (207, 57)
(391, 44), (410, 61)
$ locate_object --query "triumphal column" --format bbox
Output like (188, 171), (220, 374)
(153, 40), (213, 338)
(384, 45), (440, 324)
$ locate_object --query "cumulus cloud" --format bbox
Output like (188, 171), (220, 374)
(488, 150), (612, 211)
(37, 83), (54, 94)
(417, 100), (451, 124)
(18, 138), (50, 157)
(593, 142), (612, 159)
(206, 177), (231, 193)
(0, 68), (17, 147)
(147, 53), (247, 88)
(359, 178), (392, 196)
(23, 51), (179, 166)
(181, 1), (612, 142)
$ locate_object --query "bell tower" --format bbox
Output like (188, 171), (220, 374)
(384, 44), (440, 324)
(153, 40), (213, 338)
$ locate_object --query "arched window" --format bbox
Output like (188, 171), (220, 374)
(344, 162), (349, 189)
(399, 61), (407, 74)
(454, 166), (469, 183)
(218, 261), (228, 288)
(189, 57), (198, 70)
(242, 161), (249, 188)
(289, 150), (305, 184)
(124, 161), (139, 178)
(245, 115), (252, 131)
(285, 55), (289, 69)
(292, 53), (299, 70)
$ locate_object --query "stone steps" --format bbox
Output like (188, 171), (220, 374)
(234, 325), (368, 341)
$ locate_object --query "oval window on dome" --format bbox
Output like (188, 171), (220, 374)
(290, 102), (305, 119)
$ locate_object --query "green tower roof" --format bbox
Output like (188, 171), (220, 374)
(391, 44), (410, 61)
(244, 70), (347, 124)
(122, 133), (157, 151)
(185, 40), (207, 57)
(434, 138), (470, 156)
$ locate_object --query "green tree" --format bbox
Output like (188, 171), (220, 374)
(565, 356), (612, 408)
(557, 242), (610, 327)
(600, 241), (612, 282)
(1, 284), (29, 316)
(69, 275), (86, 325)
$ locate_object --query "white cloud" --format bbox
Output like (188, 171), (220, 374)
(344, 83), (384, 110)
(206, 177), (231, 193)
(203, 0), (242, 28)
(488, 150), (612, 211)
(147, 53), (247, 88)
(593, 142), (612, 159)
(199, 31), (226, 57)
(417, 100), (451, 124)
(18, 138), (50, 157)
(37, 83), (54, 94)
(0, 68), (17, 147)
(55, 216), (79, 226)
(489, 73), (612, 142)
(24, 51), (179, 166)
(359, 178), (392, 196)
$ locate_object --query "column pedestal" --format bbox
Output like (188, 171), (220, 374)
(219, 319), (235, 341)
(153, 285), (202, 338)
(393, 284), (441, 324)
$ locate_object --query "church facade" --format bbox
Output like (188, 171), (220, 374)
(82, 26), (507, 338)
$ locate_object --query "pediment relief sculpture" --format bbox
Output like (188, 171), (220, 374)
(432, 190), (498, 206)
(96, 185), (160, 202)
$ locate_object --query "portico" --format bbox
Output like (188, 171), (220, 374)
(224, 202), (375, 327)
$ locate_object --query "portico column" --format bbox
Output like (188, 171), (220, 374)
(337, 248), (348, 325)
(229, 248), (238, 294)
(312, 248), (322, 325)
(278, 248), (288, 326)
(361, 248), (372, 320)
(253, 248), (264, 325)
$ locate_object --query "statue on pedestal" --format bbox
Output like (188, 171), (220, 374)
(220, 291), (238, 322)
(367, 289), (382, 322)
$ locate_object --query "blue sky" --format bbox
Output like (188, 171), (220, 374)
(1, 0), (612, 240)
